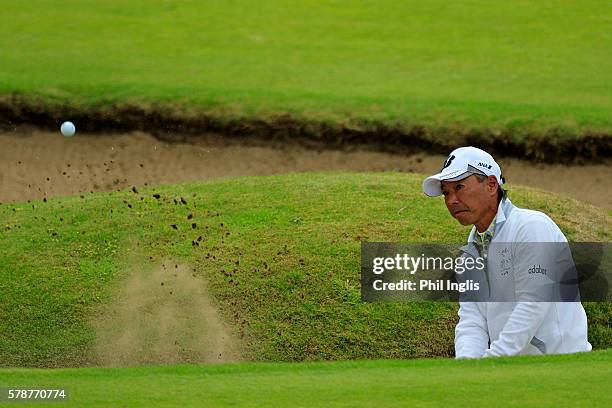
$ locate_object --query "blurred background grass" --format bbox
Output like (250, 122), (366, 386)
(1, 0), (611, 133)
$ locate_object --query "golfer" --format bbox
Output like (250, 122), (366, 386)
(422, 146), (591, 358)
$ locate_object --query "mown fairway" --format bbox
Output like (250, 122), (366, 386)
(0, 0), (611, 133)
(1, 350), (611, 407)
(1, 173), (610, 367)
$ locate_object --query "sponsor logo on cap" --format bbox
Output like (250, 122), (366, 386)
(441, 155), (455, 170)
(478, 162), (492, 170)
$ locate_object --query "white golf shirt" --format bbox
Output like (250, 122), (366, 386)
(455, 198), (592, 358)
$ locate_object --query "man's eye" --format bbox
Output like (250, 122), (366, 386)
(442, 191), (448, 196)
(456, 184), (464, 191)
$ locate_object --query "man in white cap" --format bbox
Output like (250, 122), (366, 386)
(423, 146), (591, 358)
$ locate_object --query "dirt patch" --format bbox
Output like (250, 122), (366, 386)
(1, 94), (611, 162)
(1, 130), (610, 208)
(92, 261), (240, 366)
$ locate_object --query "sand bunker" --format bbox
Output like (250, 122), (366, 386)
(93, 261), (240, 366)
(0, 129), (610, 208)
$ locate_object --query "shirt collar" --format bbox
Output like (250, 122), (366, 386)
(468, 198), (513, 244)
(476, 218), (496, 244)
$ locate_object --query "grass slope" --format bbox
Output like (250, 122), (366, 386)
(0, 173), (610, 367)
(0, 1), (611, 135)
(1, 350), (611, 407)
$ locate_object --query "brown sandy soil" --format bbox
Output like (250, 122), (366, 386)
(92, 261), (240, 367)
(0, 130), (610, 208)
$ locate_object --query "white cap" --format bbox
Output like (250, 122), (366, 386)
(422, 147), (504, 197)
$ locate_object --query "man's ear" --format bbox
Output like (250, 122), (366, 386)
(487, 176), (498, 195)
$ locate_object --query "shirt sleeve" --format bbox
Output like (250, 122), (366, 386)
(484, 217), (562, 357)
(455, 301), (489, 358)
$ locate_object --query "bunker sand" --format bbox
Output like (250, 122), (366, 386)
(93, 261), (240, 366)
(0, 130), (610, 208)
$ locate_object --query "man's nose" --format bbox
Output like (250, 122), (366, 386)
(445, 191), (459, 206)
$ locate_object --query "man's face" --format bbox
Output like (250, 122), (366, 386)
(440, 175), (496, 226)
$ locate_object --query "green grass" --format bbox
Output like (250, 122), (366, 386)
(0, 0), (611, 134)
(1, 173), (610, 367)
(1, 350), (611, 407)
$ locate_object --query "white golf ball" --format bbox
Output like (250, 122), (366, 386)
(60, 121), (76, 137)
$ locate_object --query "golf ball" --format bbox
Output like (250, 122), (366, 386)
(60, 121), (76, 137)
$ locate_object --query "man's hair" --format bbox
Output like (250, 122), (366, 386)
(473, 173), (507, 202)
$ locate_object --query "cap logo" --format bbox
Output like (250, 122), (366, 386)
(441, 155), (455, 170)
(477, 162), (492, 170)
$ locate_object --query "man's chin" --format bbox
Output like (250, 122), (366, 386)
(453, 212), (473, 225)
